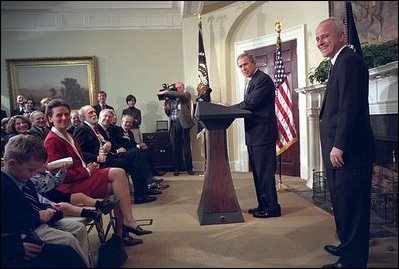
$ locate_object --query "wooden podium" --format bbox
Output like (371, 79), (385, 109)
(194, 102), (251, 225)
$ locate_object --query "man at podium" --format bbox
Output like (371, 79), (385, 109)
(232, 53), (281, 218)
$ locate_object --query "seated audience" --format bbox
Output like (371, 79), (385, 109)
(118, 114), (167, 178)
(5, 115), (31, 143)
(122, 94), (143, 143)
(40, 97), (52, 113)
(30, 163), (119, 220)
(67, 110), (82, 134)
(75, 106), (158, 204)
(28, 111), (49, 142)
(1, 135), (90, 267)
(1, 232), (87, 268)
(43, 99), (151, 246)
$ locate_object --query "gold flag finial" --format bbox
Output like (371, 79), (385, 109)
(275, 21), (282, 34)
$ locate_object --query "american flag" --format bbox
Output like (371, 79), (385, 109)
(274, 39), (297, 155)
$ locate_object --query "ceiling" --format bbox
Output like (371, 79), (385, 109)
(1, 1), (236, 17)
(1, 1), (237, 30)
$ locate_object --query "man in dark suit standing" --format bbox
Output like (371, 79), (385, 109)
(316, 18), (375, 268)
(233, 53), (280, 219)
(92, 90), (114, 116)
(10, 94), (27, 116)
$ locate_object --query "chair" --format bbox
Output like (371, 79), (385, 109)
(64, 206), (116, 268)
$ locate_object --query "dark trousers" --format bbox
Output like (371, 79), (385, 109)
(248, 143), (279, 210)
(4, 243), (87, 268)
(104, 152), (149, 198)
(170, 120), (193, 171)
(327, 167), (372, 267)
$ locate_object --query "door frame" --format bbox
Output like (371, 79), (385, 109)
(233, 24), (308, 179)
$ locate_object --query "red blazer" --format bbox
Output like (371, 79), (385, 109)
(44, 131), (109, 197)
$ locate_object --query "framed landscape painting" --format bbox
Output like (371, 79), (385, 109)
(329, 1), (397, 45)
(6, 56), (98, 111)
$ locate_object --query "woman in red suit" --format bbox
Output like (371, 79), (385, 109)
(44, 99), (151, 244)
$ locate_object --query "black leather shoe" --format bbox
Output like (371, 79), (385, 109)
(134, 196), (157, 204)
(122, 224), (152, 236)
(149, 182), (169, 190)
(187, 170), (195, 175)
(146, 189), (162, 195)
(253, 207), (281, 218)
(321, 260), (344, 268)
(324, 245), (342, 256)
(174, 170), (180, 176)
(121, 235), (143, 246)
(96, 195), (120, 215)
(248, 207), (261, 214)
(84, 209), (102, 222)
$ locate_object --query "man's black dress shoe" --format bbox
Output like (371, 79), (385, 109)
(82, 209), (102, 222)
(248, 207), (261, 214)
(146, 189), (162, 195)
(152, 177), (164, 183)
(134, 196), (157, 204)
(174, 171), (180, 176)
(187, 170), (195, 175)
(121, 235), (143, 246)
(148, 182), (169, 190)
(321, 260), (344, 268)
(122, 224), (152, 236)
(253, 207), (281, 218)
(324, 244), (342, 256)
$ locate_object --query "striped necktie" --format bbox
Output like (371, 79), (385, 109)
(22, 181), (41, 212)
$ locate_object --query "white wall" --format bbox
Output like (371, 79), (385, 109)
(1, 29), (184, 133)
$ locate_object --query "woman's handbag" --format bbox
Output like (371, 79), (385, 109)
(97, 233), (127, 268)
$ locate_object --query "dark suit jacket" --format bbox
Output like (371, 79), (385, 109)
(106, 125), (135, 149)
(1, 172), (41, 235)
(10, 108), (24, 117)
(27, 125), (48, 142)
(73, 122), (102, 163)
(319, 47), (375, 169)
(1, 109), (7, 120)
(92, 103), (114, 117)
(234, 69), (278, 146)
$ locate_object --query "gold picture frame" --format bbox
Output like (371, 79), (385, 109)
(6, 56), (98, 111)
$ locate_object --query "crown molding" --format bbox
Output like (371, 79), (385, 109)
(1, 1), (183, 30)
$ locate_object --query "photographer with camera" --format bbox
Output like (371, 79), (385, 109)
(157, 82), (195, 176)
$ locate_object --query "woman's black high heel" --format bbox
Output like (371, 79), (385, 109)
(122, 224), (152, 236)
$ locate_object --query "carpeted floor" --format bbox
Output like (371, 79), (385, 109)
(88, 172), (398, 268)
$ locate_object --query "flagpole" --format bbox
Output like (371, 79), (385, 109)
(275, 21), (290, 192)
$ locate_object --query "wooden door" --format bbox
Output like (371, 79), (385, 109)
(246, 40), (300, 176)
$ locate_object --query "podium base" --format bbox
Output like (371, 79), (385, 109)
(197, 210), (244, 225)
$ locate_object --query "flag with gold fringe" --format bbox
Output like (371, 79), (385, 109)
(274, 29), (297, 156)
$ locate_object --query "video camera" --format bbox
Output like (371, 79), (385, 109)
(158, 83), (177, 101)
